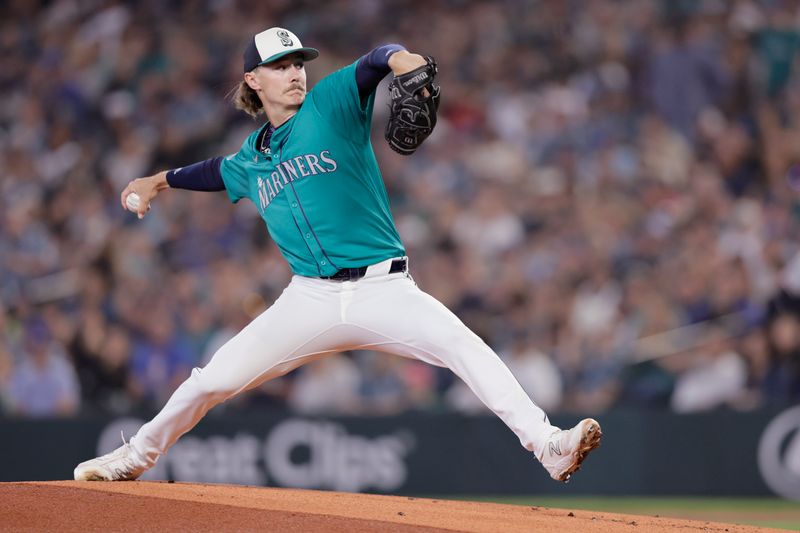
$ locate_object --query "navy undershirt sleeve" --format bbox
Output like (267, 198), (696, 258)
(356, 44), (406, 99)
(166, 156), (225, 191)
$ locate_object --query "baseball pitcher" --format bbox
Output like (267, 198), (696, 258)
(74, 27), (601, 484)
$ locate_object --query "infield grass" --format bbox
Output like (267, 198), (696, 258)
(444, 497), (800, 531)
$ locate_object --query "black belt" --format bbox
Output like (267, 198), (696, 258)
(320, 258), (407, 281)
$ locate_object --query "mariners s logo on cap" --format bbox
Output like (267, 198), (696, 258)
(243, 27), (319, 72)
(277, 30), (293, 47)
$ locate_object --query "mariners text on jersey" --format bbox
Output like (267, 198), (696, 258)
(257, 150), (338, 210)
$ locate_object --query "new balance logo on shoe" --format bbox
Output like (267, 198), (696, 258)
(539, 418), (603, 483)
(549, 441), (562, 456)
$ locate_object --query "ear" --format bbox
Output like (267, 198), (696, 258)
(244, 71), (261, 91)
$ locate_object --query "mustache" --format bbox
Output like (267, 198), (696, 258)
(286, 84), (305, 93)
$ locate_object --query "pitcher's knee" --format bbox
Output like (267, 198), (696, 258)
(189, 367), (241, 402)
(430, 334), (492, 365)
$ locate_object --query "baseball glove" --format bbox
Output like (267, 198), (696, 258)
(385, 56), (441, 155)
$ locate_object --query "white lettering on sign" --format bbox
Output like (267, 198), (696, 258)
(96, 417), (413, 492)
(758, 406), (800, 501)
(264, 419), (413, 492)
(170, 434), (266, 485)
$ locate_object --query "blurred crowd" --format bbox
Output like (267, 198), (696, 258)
(2, 0), (800, 419)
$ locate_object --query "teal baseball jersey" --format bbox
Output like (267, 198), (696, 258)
(220, 61), (405, 277)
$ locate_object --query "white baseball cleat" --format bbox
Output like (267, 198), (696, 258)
(539, 418), (602, 482)
(73, 441), (148, 481)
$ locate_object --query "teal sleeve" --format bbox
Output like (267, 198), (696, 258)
(309, 61), (375, 140)
(219, 150), (250, 204)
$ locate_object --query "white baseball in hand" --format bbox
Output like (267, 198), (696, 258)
(125, 192), (141, 212)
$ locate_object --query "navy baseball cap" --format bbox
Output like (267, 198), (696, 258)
(243, 27), (319, 73)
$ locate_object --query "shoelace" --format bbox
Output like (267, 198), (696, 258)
(106, 430), (138, 477)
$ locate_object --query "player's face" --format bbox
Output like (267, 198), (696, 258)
(252, 53), (307, 109)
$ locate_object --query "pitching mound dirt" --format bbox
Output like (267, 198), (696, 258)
(0, 481), (784, 532)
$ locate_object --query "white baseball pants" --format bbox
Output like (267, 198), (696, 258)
(131, 257), (558, 466)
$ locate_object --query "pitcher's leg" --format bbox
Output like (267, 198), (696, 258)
(132, 327), (286, 465)
(131, 280), (340, 467)
(352, 277), (558, 455)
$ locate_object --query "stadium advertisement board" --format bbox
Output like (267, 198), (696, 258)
(1, 409), (796, 498)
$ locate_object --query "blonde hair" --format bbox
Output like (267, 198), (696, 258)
(230, 80), (263, 117)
